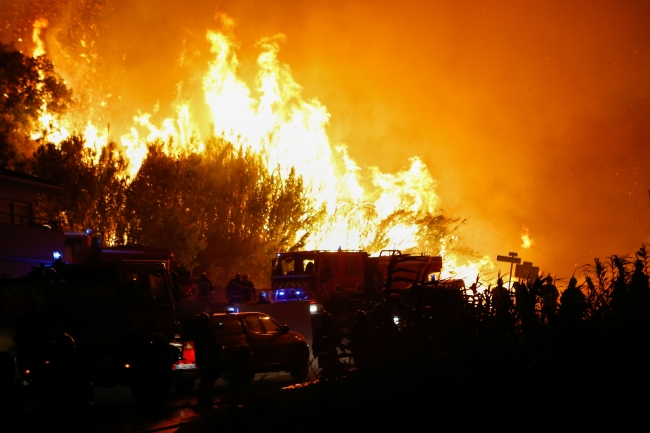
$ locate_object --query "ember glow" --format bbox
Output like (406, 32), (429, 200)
(3, 0), (649, 281)
(31, 18), (47, 58)
(521, 229), (533, 250)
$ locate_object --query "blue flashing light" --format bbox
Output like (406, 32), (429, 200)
(296, 290), (302, 296)
(85, 229), (92, 235)
(278, 290), (286, 296)
(227, 307), (235, 312)
(52, 251), (61, 260)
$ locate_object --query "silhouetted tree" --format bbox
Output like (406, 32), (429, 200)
(197, 138), (324, 283)
(119, 137), (320, 278)
(30, 135), (127, 238)
(121, 143), (206, 270)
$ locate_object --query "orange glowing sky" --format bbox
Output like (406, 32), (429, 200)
(2, 0), (649, 280)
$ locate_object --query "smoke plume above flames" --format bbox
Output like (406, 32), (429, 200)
(2, 0), (650, 282)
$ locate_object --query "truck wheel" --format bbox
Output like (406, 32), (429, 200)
(130, 336), (172, 405)
(290, 346), (309, 382)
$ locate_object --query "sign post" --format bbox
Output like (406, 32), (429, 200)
(515, 261), (539, 280)
(496, 252), (521, 288)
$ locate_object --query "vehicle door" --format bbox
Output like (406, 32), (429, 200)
(121, 267), (175, 341)
(241, 313), (279, 368)
(259, 314), (297, 365)
(338, 253), (364, 294)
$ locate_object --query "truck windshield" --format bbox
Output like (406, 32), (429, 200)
(273, 252), (316, 276)
(149, 271), (172, 306)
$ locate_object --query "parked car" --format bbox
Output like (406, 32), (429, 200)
(177, 311), (310, 388)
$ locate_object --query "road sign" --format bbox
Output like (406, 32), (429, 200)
(515, 261), (539, 279)
(496, 255), (522, 264)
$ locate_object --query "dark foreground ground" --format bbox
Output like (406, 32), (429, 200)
(2, 331), (647, 433)
(176, 330), (650, 432)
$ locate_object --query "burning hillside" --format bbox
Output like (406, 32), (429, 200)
(4, 2), (545, 284)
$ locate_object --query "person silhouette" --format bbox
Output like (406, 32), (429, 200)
(241, 273), (256, 303)
(197, 273), (213, 301)
(540, 276), (559, 324)
(559, 277), (586, 328)
(312, 312), (342, 378)
(492, 277), (512, 317)
(226, 273), (243, 303)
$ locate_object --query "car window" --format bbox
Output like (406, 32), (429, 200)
(260, 315), (283, 333)
(243, 315), (265, 334)
(210, 315), (245, 335)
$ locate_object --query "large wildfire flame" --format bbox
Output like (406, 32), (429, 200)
(28, 15), (493, 285)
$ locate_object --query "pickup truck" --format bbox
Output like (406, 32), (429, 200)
(178, 311), (310, 386)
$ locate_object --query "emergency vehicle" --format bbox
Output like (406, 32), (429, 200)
(0, 261), (180, 405)
(268, 250), (443, 314)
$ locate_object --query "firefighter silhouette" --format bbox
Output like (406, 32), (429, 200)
(540, 276), (559, 324)
(514, 281), (535, 337)
(492, 277), (512, 317)
(492, 277), (514, 332)
(349, 310), (372, 370)
(197, 273), (213, 301)
(559, 277), (587, 328)
(241, 273), (256, 303)
(189, 313), (221, 407)
(227, 273), (243, 303)
(312, 312), (343, 378)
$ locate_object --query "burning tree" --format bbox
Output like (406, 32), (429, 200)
(0, 43), (72, 169)
(120, 138), (323, 281)
(30, 135), (128, 238)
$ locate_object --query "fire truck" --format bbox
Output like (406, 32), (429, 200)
(63, 231), (176, 269)
(0, 261), (180, 406)
(268, 250), (443, 315)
